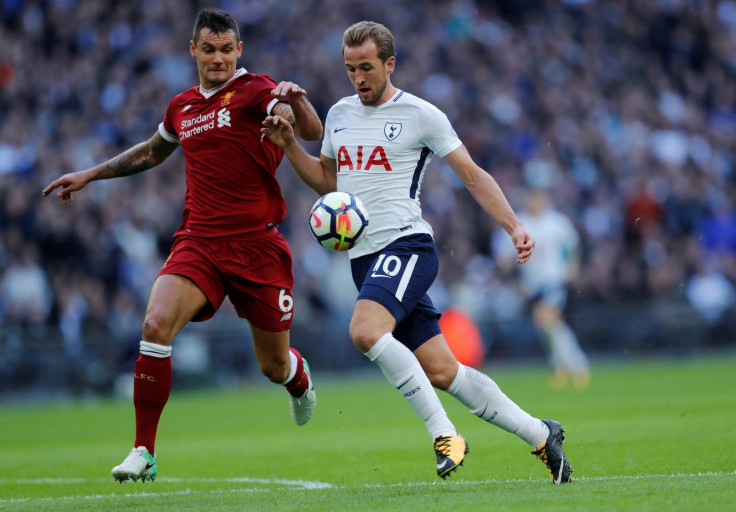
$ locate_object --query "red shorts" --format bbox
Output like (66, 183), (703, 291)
(159, 228), (295, 331)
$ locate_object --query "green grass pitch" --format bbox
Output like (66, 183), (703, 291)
(1, 354), (735, 511)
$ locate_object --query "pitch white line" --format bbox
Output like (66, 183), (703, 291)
(0, 477), (332, 488)
(361, 470), (736, 488)
(1, 471), (733, 505)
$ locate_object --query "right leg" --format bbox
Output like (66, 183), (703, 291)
(349, 235), (467, 478)
(350, 299), (457, 441)
(112, 273), (208, 483)
(351, 299), (468, 479)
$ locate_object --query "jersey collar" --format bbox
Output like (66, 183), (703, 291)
(199, 68), (246, 99)
(357, 89), (405, 110)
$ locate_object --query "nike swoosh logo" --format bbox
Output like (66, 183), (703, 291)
(554, 457), (565, 484)
(334, 127), (348, 133)
(145, 461), (155, 469)
(370, 273), (391, 278)
(395, 375), (413, 390)
(311, 211), (322, 228)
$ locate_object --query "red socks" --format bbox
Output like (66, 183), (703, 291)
(285, 348), (309, 398)
(130, 345), (305, 454)
(133, 354), (172, 454)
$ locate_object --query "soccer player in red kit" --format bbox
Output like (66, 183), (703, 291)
(42, 8), (323, 483)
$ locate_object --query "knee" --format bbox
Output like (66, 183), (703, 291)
(533, 304), (560, 329)
(424, 363), (457, 391)
(259, 357), (290, 384)
(349, 320), (381, 353)
(141, 314), (173, 345)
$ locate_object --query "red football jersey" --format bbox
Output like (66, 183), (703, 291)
(159, 68), (285, 237)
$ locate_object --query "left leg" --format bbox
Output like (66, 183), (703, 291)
(249, 325), (315, 426)
(415, 334), (549, 447)
(228, 232), (315, 425)
(415, 334), (573, 484)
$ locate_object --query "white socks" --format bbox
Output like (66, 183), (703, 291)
(446, 363), (549, 447)
(139, 340), (172, 358)
(365, 333), (456, 439)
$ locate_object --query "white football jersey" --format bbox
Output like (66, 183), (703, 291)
(321, 90), (462, 258)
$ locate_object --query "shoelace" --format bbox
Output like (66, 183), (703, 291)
(533, 444), (549, 465)
(123, 449), (148, 464)
(434, 436), (455, 456)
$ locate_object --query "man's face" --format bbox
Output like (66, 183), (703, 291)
(190, 28), (242, 90)
(343, 40), (394, 107)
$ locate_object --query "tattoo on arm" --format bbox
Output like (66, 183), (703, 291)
(102, 142), (153, 178)
(273, 102), (297, 127)
(98, 133), (176, 179)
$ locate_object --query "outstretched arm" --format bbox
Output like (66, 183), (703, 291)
(261, 114), (336, 196)
(270, 81), (323, 141)
(443, 145), (535, 264)
(42, 131), (178, 204)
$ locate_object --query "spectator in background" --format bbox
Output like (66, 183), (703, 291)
(494, 161), (590, 391)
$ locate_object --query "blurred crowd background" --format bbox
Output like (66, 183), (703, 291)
(2, 0), (735, 398)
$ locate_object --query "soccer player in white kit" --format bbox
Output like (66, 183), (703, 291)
(494, 183), (590, 390)
(261, 21), (572, 483)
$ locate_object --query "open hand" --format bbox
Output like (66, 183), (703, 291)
(261, 115), (296, 149)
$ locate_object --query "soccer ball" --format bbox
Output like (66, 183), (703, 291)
(309, 191), (369, 251)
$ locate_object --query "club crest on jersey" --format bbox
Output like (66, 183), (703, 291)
(384, 122), (402, 141)
(221, 91), (236, 107)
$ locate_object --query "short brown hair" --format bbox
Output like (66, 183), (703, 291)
(193, 8), (240, 44)
(342, 21), (395, 62)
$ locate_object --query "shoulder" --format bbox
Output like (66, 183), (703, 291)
(393, 92), (452, 129)
(330, 95), (359, 112)
(170, 86), (201, 105)
(325, 96), (359, 122)
(234, 72), (278, 90)
(550, 209), (573, 225)
(547, 210), (578, 234)
(395, 92), (444, 114)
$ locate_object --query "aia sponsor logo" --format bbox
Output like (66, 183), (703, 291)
(337, 145), (392, 172)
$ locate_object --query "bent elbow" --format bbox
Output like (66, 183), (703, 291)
(302, 126), (323, 142)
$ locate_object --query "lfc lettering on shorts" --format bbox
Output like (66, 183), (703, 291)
(135, 373), (157, 382)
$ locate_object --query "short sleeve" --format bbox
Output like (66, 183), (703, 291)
(160, 99), (180, 144)
(252, 74), (280, 114)
(320, 106), (337, 159)
(416, 103), (462, 158)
